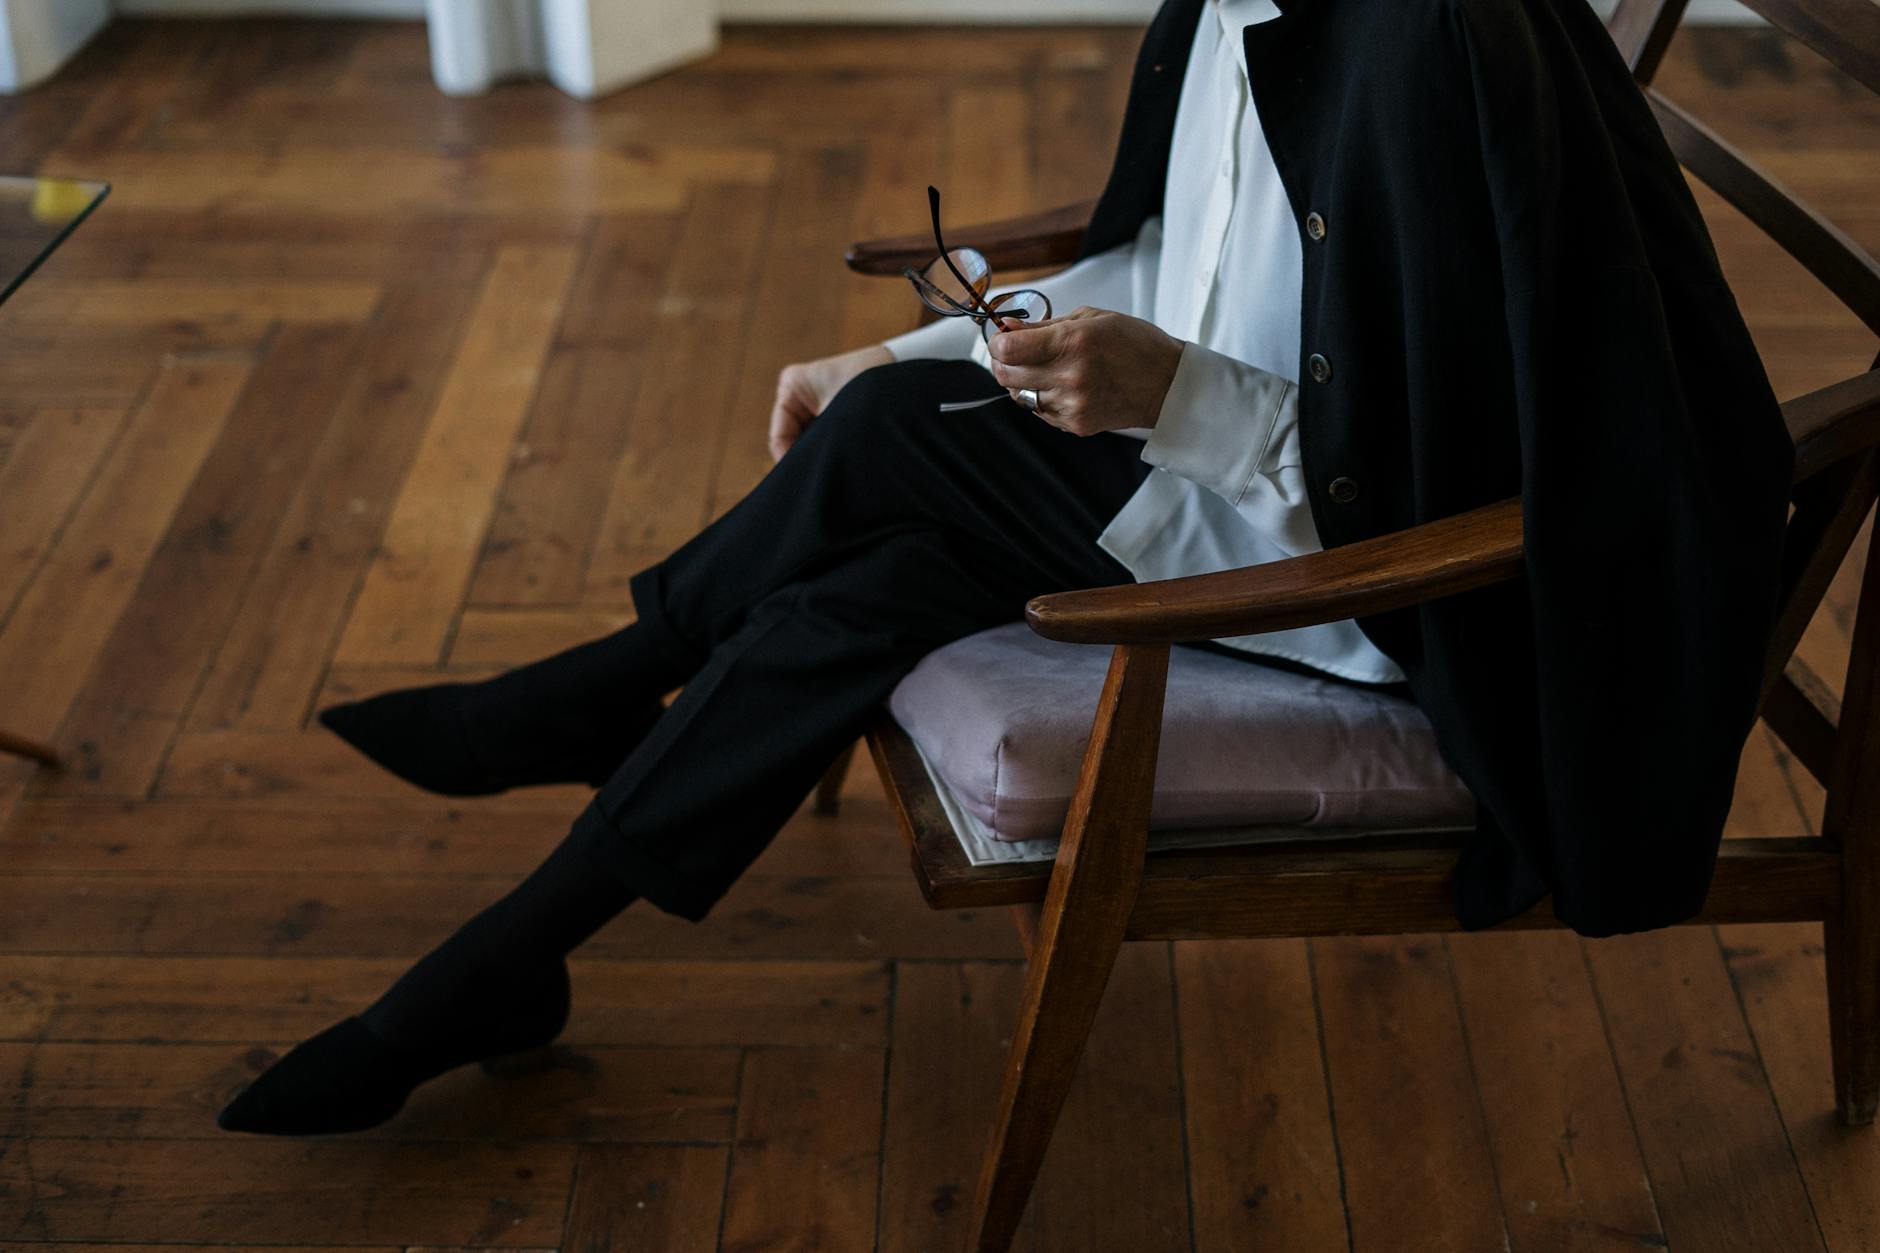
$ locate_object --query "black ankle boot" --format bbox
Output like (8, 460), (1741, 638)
(218, 839), (634, 1137)
(319, 682), (663, 797)
(320, 619), (694, 797)
(216, 958), (571, 1136)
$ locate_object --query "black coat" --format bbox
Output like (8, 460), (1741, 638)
(1083, 0), (1795, 936)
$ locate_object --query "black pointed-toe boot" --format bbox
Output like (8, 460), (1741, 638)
(217, 958), (572, 1136)
(318, 627), (680, 796)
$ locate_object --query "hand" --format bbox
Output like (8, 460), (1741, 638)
(987, 307), (1184, 436)
(769, 344), (894, 462)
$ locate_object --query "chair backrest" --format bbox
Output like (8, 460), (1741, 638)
(1613, 0), (1880, 337)
(1607, 0), (1880, 765)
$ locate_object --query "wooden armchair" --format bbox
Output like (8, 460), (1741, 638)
(833, 1), (1880, 1248)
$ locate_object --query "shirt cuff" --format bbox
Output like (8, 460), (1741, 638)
(882, 315), (980, 363)
(1140, 341), (1295, 509)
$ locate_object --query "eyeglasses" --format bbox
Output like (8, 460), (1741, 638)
(903, 185), (1052, 346)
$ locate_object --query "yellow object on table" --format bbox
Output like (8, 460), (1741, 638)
(31, 177), (96, 224)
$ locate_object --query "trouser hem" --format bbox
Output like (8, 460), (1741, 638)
(569, 802), (726, 923)
(627, 564), (709, 679)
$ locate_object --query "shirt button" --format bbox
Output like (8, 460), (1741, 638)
(1306, 211), (1327, 242)
(1328, 476), (1359, 504)
(1308, 353), (1333, 383)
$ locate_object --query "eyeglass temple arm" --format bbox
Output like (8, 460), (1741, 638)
(928, 185), (998, 320)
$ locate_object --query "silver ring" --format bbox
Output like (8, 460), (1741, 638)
(1015, 388), (1040, 411)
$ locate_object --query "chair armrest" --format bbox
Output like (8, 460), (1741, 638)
(1787, 367), (1880, 483)
(845, 198), (1098, 277)
(1017, 369), (1876, 645)
(1025, 497), (1524, 645)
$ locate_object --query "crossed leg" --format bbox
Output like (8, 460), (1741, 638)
(218, 358), (1152, 1135)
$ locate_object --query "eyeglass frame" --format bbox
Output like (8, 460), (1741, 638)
(900, 185), (1052, 342)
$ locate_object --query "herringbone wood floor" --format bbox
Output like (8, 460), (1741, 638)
(0, 16), (1876, 1252)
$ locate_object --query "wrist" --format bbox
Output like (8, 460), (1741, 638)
(827, 344), (893, 394)
(1139, 333), (1187, 430)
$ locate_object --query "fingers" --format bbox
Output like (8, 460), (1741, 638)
(987, 318), (1079, 413)
(990, 308), (1180, 439)
(988, 310), (1116, 437)
(987, 357), (1053, 392)
(769, 365), (814, 462)
(988, 342), (1084, 397)
(767, 400), (799, 462)
(986, 303), (1113, 365)
(986, 320), (1066, 367)
(767, 345), (889, 463)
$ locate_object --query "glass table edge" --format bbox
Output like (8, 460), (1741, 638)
(0, 179), (112, 309)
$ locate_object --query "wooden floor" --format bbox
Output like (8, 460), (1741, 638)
(0, 16), (1876, 1252)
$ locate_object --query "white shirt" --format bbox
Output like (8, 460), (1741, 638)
(884, 0), (1404, 685)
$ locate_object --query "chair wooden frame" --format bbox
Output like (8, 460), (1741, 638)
(828, 2), (1880, 1247)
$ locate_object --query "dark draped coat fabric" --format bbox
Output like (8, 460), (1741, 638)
(1082, 0), (1794, 936)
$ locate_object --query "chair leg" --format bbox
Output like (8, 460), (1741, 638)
(1824, 514), (1880, 1126)
(815, 740), (854, 815)
(1826, 912), (1880, 1125)
(0, 728), (59, 768)
(966, 642), (1168, 1252)
(970, 887), (1133, 1250)
(1009, 902), (1042, 958)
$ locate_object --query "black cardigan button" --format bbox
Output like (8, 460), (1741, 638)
(1306, 211), (1327, 241)
(1328, 476), (1359, 504)
(1308, 353), (1333, 383)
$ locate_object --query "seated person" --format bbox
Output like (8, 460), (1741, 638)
(218, 0), (1794, 1135)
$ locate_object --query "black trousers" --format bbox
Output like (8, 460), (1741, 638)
(570, 359), (1154, 920)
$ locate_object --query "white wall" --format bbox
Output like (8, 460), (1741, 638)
(425, 0), (716, 99)
(113, 0), (422, 13)
(721, 0), (1158, 19)
(90, 0), (1771, 22)
(0, 0), (1768, 97)
(715, 0), (1762, 19)
(0, 0), (111, 91)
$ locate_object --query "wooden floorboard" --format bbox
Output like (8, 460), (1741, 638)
(1172, 939), (1347, 1252)
(0, 16), (1874, 1251)
(1313, 935), (1511, 1253)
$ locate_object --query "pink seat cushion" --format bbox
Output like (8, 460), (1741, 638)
(887, 623), (1476, 841)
